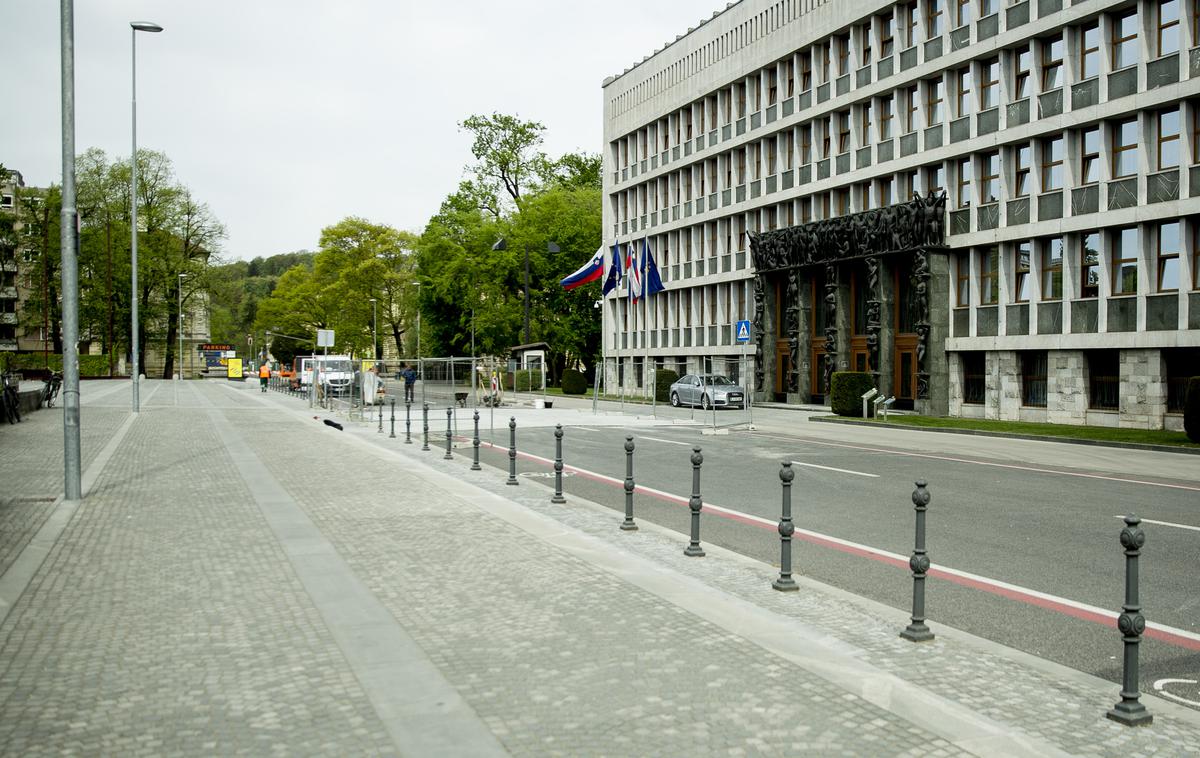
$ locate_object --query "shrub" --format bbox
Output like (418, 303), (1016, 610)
(5, 353), (111, 378)
(830, 371), (877, 417)
(655, 369), (679, 402)
(561, 369), (587, 395)
(1185, 377), (1200, 443)
(514, 369), (543, 392)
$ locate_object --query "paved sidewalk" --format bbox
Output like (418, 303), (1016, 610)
(1, 379), (1198, 756)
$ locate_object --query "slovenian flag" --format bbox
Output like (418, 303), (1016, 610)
(602, 242), (622, 296)
(560, 246), (606, 290)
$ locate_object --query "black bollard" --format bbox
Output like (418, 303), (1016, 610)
(378, 398), (384, 433)
(506, 417), (519, 485)
(421, 402), (430, 451)
(444, 407), (454, 460)
(900, 480), (934, 642)
(470, 410), (481, 471)
(684, 446), (705, 557)
(772, 461), (798, 591)
(389, 398), (396, 438)
(404, 401), (412, 444)
(620, 436), (638, 531)
(551, 424), (566, 503)
(1107, 515), (1152, 726)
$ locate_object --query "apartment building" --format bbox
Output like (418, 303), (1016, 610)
(601, 0), (1199, 428)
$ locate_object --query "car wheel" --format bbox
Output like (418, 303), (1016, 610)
(701, 394), (711, 410)
(670, 391), (680, 408)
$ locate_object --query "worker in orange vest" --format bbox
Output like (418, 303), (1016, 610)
(258, 362), (271, 392)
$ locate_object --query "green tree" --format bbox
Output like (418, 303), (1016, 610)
(459, 113), (547, 217)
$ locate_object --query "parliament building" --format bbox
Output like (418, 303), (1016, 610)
(601, 0), (1199, 428)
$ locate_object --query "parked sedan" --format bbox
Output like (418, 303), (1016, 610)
(668, 374), (746, 410)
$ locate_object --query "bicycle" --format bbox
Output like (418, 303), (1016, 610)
(41, 371), (63, 408)
(2, 373), (21, 425)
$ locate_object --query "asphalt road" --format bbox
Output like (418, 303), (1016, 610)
(458, 396), (1200, 713)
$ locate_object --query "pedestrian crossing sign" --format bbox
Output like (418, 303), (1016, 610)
(735, 320), (752, 343)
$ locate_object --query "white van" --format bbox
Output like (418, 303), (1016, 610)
(295, 355), (354, 393)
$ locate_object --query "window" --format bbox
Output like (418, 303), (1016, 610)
(1087, 351), (1121, 410)
(1157, 221), (1181, 291)
(956, 66), (973, 116)
(1013, 242), (1032, 301)
(956, 157), (972, 207)
(904, 85), (920, 132)
(880, 96), (894, 139)
(981, 152), (1000, 203)
(1021, 351), (1048, 407)
(1014, 143), (1032, 197)
(900, 170), (919, 198)
(1081, 232), (1100, 298)
(980, 246), (999, 304)
(926, 77), (944, 124)
(1041, 135), (1064, 190)
(980, 0), (996, 16)
(1111, 226), (1139, 295)
(1166, 348), (1200, 410)
(800, 124), (812, 163)
(1195, 104), (1200, 163)
(962, 352), (985, 404)
(837, 111), (851, 153)
(861, 102), (873, 144)
(926, 164), (946, 195)
(837, 34), (851, 76)
(980, 59), (999, 109)
(1158, 108), (1180, 169)
(0, 195), (12, 209)
(861, 22), (873, 66)
(820, 44), (831, 81)
(902, 2), (919, 46)
(1042, 35), (1064, 90)
(956, 252), (971, 305)
(878, 176), (895, 205)
(1081, 126), (1101, 184)
(928, 0), (945, 37)
(1112, 119), (1139, 178)
(954, 0), (971, 27)
(1041, 237), (1063, 299)
(881, 14), (895, 57)
(1014, 46), (1032, 99)
(1080, 22), (1101, 79)
(801, 51), (813, 90)
(821, 116), (831, 158)
(1112, 9), (1140, 69)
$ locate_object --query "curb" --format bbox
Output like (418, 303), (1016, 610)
(809, 415), (1200, 455)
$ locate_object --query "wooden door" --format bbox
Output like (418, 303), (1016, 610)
(775, 341), (790, 399)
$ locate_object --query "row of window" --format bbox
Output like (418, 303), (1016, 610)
(961, 348), (1197, 410)
(612, 0), (1198, 170)
(954, 219), (1198, 307)
(612, 280), (751, 333)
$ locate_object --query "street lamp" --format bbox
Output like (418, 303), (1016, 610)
(177, 272), (186, 380)
(492, 238), (559, 344)
(369, 297), (378, 363)
(129, 20), (163, 412)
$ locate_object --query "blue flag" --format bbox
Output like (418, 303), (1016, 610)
(602, 242), (622, 296)
(642, 238), (665, 298)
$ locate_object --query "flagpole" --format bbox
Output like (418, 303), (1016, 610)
(644, 240), (653, 412)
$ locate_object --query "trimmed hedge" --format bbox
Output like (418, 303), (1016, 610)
(654, 369), (679, 402)
(561, 369), (587, 395)
(514, 369), (543, 392)
(830, 371), (877, 417)
(1185, 377), (1200, 443)
(4, 353), (112, 377)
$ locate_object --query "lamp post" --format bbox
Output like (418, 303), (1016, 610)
(492, 238), (559, 345)
(129, 20), (163, 412)
(177, 272), (186, 380)
(369, 297), (377, 363)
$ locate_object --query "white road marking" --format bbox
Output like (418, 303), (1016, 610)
(789, 460), (879, 478)
(1112, 516), (1200, 533)
(573, 426), (601, 432)
(757, 433), (1200, 492)
(1153, 678), (1200, 707)
(639, 435), (695, 447)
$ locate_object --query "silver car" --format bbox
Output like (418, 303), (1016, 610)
(668, 374), (746, 410)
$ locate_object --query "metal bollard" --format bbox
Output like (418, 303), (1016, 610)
(378, 399), (384, 433)
(551, 424), (566, 503)
(421, 402), (430, 451)
(1107, 515), (1152, 726)
(505, 417), (519, 485)
(389, 398), (396, 438)
(684, 446), (705, 557)
(900, 480), (934, 642)
(470, 410), (481, 471)
(772, 461), (798, 591)
(620, 436), (638, 531)
(404, 401), (412, 444)
(444, 407), (454, 459)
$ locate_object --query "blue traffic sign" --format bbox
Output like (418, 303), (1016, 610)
(735, 320), (752, 343)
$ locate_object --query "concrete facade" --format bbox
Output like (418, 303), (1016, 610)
(601, 0), (1200, 427)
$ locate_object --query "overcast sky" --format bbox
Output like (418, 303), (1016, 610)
(3, 1), (723, 261)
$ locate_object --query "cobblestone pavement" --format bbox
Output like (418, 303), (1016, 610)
(0, 379), (1197, 756)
